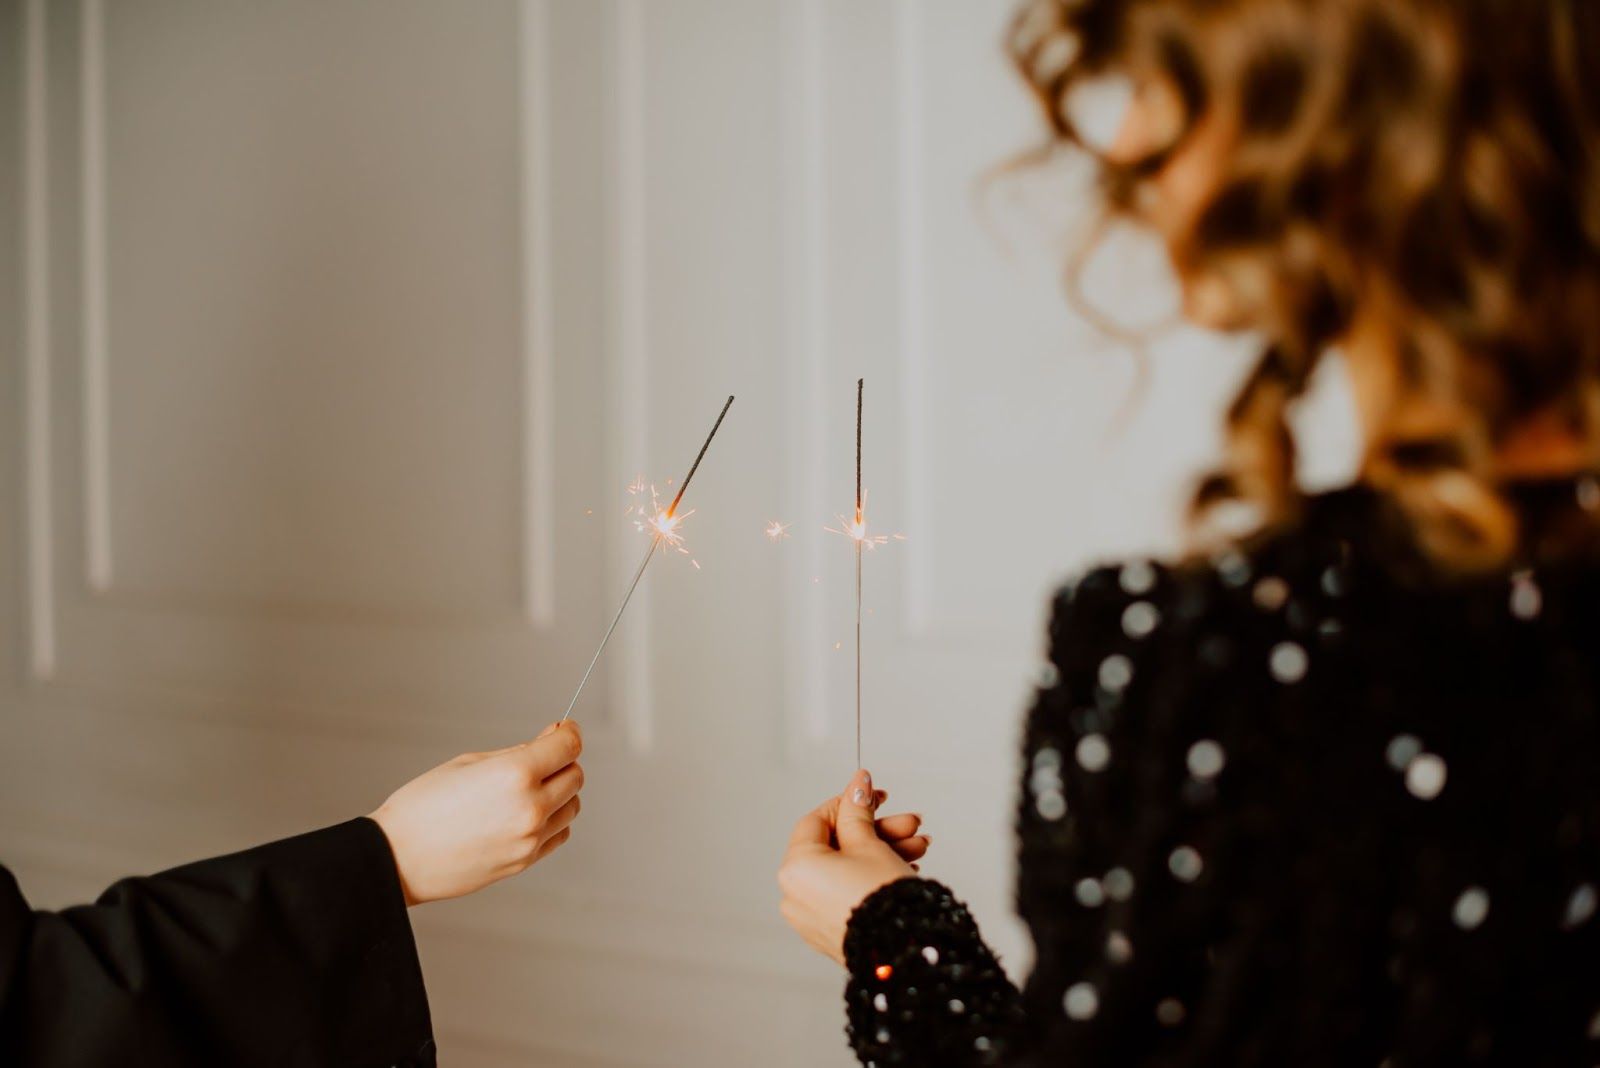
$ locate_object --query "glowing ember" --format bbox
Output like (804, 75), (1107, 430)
(625, 480), (696, 559)
(765, 519), (792, 541)
(824, 490), (898, 550)
(875, 964), (894, 981)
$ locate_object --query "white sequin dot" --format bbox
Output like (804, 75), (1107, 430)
(1036, 789), (1068, 821)
(1580, 477), (1600, 512)
(1169, 845), (1204, 883)
(1386, 734), (1423, 771)
(1077, 734), (1112, 773)
(1037, 662), (1061, 689)
(1156, 998), (1186, 1026)
(876, 1028), (890, 1043)
(974, 1036), (992, 1052)
(1509, 571), (1543, 621)
(1119, 560), (1156, 595)
(1122, 601), (1161, 639)
(1064, 982), (1100, 1020)
(1075, 877), (1106, 908)
(1564, 884), (1597, 929)
(1103, 867), (1136, 901)
(1106, 930), (1133, 964)
(922, 946), (940, 966)
(1269, 641), (1309, 683)
(1187, 739), (1226, 780)
(874, 993), (888, 1012)
(1453, 886), (1491, 930)
(1098, 654), (1134, 692)
(1216, 551), (1252, 587)
(1405, 753), (1448, 800)
(1253, 576), (1289, 611)
(948, 999), (965, 1015)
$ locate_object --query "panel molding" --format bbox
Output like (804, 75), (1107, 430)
(778, 0), (831, 758)
(72, 0), (560, 629)
(518, 0), (557, 628)
(894, 0), (934, 638)
(606, 0), (655, 751)
(23, 0), (56, 680)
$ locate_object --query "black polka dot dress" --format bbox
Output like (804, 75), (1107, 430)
(842, 481), (1600, 1067)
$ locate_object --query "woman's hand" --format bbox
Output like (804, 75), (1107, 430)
(369, 720), (584, 906)
(777, 769), (930, 964)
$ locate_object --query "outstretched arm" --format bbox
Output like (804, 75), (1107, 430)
(0, 818), (433, 1067)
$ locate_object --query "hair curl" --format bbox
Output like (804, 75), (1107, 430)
(1009, 0), (1600, 570)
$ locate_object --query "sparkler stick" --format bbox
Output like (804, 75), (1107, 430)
(855, 379), (863, 770)
(560, 394), (734, 722)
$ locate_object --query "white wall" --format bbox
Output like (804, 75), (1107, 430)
(0, 1), (1356, 1065)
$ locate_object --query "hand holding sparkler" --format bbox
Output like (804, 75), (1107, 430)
(370, 720), (585, 905)
(777, 769), (932, 964)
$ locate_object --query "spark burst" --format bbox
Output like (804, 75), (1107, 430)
(765, 519), (793, 542)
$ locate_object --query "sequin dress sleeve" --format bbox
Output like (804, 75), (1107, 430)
(842, 560), (1199, 1066)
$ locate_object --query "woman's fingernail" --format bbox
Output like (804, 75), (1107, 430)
(921, 833), (932, 844)
(537, 721), (559, 739)
(851, 787), (868, 805)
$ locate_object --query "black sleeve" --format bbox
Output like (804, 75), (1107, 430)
(841, 561), (1218, 1066)
(843, 876), (1024, 1066)
(0, 817), (434, 1068)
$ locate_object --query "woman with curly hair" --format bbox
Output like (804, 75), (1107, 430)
(777, 1), (1600, 1064)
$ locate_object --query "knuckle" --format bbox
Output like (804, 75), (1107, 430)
(526, 800), (550, 829)
(570, 763), (586, 793)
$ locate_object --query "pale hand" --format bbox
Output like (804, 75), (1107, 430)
(370, 720), (584, 906)
(777, 769), (931, 964)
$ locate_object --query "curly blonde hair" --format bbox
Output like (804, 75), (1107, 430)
(1009, 0), (1600, 569)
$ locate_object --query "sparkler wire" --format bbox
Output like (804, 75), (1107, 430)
(855, 378), (863, 770)
(558, 394), (735, 723)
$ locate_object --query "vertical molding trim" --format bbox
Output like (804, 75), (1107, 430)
(609, 0), (653, 751)
(779, 0), (830, 753)
(518, 0), (556, 627)
(23, 0), (56, 679)
(81, 0), (111, 593)
(894, 0), (933, 636)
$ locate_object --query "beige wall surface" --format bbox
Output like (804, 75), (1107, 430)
(0, 1), (1357, 1064)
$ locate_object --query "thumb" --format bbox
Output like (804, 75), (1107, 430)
(835, 769), (881, 851)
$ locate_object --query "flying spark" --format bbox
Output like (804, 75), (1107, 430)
(765, 520), (793, 541)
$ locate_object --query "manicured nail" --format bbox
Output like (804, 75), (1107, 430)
(921, 833), (932, 844)
(851, 787), (869, 805)
(537, 721), (559, 739)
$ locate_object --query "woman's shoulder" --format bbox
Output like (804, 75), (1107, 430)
(1048, 486), (1374, 665)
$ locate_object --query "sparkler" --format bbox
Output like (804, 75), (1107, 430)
(560, 394), (735, 722)
(823, 378), (899, 770)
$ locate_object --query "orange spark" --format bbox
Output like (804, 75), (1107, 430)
(765, 520), (792, 542)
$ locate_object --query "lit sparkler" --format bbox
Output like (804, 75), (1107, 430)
(560, 394), (735, 722)
(824, 379), (902, 770)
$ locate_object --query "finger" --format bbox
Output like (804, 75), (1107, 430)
(889, 835), (930, 862)
(538, 761), (585, 810)
(534, 825), (571, 861)
(514, 720), (583, 779)
(836, 769), (883, 851)
(787, 796), (842, 850)
(872, 789), (888, 809)
(875, 812), (922, 841)
(540, 794), (581, 841)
